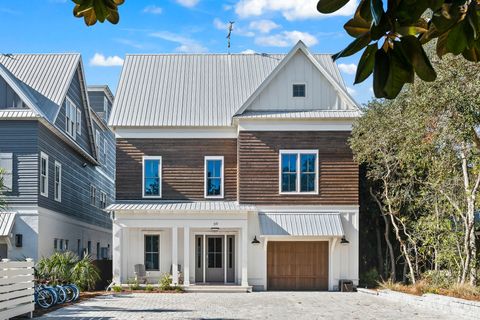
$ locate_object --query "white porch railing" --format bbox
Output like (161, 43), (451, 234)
(0, 258), (34, 319)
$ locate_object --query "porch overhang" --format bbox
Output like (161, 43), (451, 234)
(258, 212), (344, 237)
(107, 201), (256, 214)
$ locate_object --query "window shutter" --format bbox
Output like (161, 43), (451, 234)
(0, 153), (13, 190)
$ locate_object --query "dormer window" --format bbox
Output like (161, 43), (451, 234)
(293, 84), (306, 97)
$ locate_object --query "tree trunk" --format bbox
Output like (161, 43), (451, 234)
(375, 219), (385, 278)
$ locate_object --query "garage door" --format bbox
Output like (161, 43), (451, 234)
(267, 241), (328, 291)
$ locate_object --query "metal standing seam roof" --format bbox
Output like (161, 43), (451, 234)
(234, 110), (362, 119)
(107, 201), (256, 212)
(258, 212), (344, 237)
(109, 52), (350, 128)
(0, 109), (38, 119)
(0, 212), (16, 236)
(0, 54), (81, 122)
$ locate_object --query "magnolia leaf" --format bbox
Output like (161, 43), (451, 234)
(436, 32), (449, 57)
(106, 9), (119, 24)
(383, 46), (415, 99)
(317, 0), (350, 14)
(370, 0), (384, 26)
(73, 0), (124, 26)
(447, 22), (469, 55)
(355, 43), (377, 84)
(373, 48), (389, 98)
(333, 33), (371, 60)
(345, 15), (371, 38)
(93, 0), (108, 23)
(400, 35), (437, 81)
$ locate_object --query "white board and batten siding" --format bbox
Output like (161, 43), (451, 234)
(0, 259), (34, 319)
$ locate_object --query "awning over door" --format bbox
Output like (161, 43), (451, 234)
(259, 213), (344, 237)
(0, 212), (15, 236)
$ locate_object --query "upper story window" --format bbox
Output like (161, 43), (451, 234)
(279, 150), (318, 194)
(100, 191), (107, 209)
(95, 130), (101, 155)
(103, 138), (107, 164)
(76, 108), (82, 136)
(54, 161), (62, 202)
(143, 156), (162, 198)
(292, 84), (306, 97)
(104, 96), (109, 120)
(204, 156), (224, 198)
(40, 152), (49, 197)
(0, 153), (13, 191)
(65, 98), (78, 139)
(90, 185), (96, 206)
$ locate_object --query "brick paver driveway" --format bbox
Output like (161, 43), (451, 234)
(38, 292), (460, 320)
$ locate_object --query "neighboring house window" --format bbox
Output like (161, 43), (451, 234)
(76, 108), (82, 136)
(65, 98), (77, 139)
(292, 84), (306, 97)
(0, 153), (13, 191)
(145, 235), (159, 271)
(77, 239), (82, 256)
(95, 130), (101, 155)
(142, 156), (162, 198)
(204, 156), (224, 198)
(104, 96), (109, 120)
(54, 239), (58, 251)
(90, 185), (96, 206)
(100, 191), (107, 209)
(65, 240), (69, 251)
(54, 161), (62, 202)
(279, 150), (318, 194)
(87, 241), (92, 255)
(59, 239), (64, 251)
(96, 242), (100, 260)
(40, 152), (49, 197)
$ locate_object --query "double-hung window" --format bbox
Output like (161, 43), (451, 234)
(143, 156), (162, 198)
(40, 152), (49, 197)
(204, 156), (224, 198)
(76, 109), (82, 136)
(279, 150), (318, 194)
(100, 191), (107, 209)
(0, 153), (13, 191)
(65, 98), (77, 139)
(95, 130), (101, 156)
(54, 161), (62, 202)
(145, 235), (160, 271)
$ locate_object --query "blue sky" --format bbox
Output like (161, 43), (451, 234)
(0, 0), (373, 103)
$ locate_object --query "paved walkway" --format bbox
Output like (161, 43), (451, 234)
(37, 292), (462, 320)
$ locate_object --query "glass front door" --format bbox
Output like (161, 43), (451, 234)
(206, 236), (224, 282)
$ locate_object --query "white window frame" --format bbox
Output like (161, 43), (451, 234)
(76, 108), (82, 136)
(40, 152), (49, 197)
(204, 156), (224, 199)
(142, 156), (162, 198)
(54, 161), (62, 202)
(292, 83), (306, 98)
(0, 153), (13, 191)
(100, 191), (107, 209)
(65, 97), (77, 139)
(144, 234), (160, 271)
(279, 149), (319, 195)
(103, 137), (107, 164)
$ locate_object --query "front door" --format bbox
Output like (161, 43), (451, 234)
(206, 236), (224, 282)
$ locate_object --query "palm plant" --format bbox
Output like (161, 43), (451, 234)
(71, 255), (100, 291)
(0, 168), (6, 211)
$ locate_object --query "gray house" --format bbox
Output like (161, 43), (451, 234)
(0, 54), (114, 261)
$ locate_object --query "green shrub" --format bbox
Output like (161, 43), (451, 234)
(158, 273), (172, 290)
(145, 284), (154, 292)
(127, 278), (141, 290)
(359, 268), (380, 288)
(421, 270), (454, 289)
(71, 255), (100, 291)
(112, 285), (122, 292)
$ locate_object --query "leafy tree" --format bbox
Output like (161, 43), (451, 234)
(317, 0), (480, 98)
(73, 0), (124, 26)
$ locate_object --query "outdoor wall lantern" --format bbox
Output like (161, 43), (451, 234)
(340, 236), (350, 244)
(15, 234), (23, 247)
(251, 236), (260, 244)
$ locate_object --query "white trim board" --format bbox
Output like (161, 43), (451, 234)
(114, 127), (237, 139)
(237, 119), (353, 131)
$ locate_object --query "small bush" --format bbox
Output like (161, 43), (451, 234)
(359, 268), (380, 288)
(158, 273), (172, 290)
(112, 285), (122, 292)
(421, 270), (454, 288)
(127, 278), (141, 290)
(145, 284), (155, 292)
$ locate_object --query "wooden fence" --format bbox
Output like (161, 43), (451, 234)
(0, 258), (34, 319)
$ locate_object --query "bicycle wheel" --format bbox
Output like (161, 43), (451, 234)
(55, 285), (67, 304)
(64, 284), (80, 301)
(63, 285), (76, 303)
(35, 289), (55, 309)
(44, 286), (59, 305)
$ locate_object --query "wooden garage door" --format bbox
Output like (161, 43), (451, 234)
(267, 241), (328, 291)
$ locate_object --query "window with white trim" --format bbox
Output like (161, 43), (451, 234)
(103, 138), (107, 164)
(279, 150), (318, 194)
(204, 156), (224, 198)
(54, 161), (62, 202)
(65, 98), (77, 139)
(100, 191), (107, 209)
(90, 185), (96, 206)
(40, 152), (49, 197)
(142, 156), (162, 198)
(145, 235), (160, 271)
(293, 84), (306, 97)
(54, 238), (58, 251)
(76, 108), (82, 136)
(65, 239), (69, 251)
(95, 129), (101, 155)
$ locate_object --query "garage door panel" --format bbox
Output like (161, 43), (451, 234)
(267, 241), (328, 291)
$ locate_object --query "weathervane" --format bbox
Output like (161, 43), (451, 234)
(227, 21), (235, 51)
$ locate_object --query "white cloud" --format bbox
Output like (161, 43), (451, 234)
(235, 0), (357, 21)
(213, 19), (254, 37)
(255, 30), (318, 47)
(176, 0), (199, 8)
(143, 5), (163, 14)
(150, 31), (208, 53)
(346, 87), (356, 95)
(338, 63), (357, 75)
(241, 49), (256, 54)
(89, 53), (124, 67)
(249, 20), (280, 34)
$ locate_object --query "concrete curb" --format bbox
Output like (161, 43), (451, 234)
(358, 288), (479, 319)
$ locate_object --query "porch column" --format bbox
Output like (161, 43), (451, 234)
(183, 226), (190, 286)
(112, 220), (122, 284)
(172, 227), (179, 285)
(241, 226), (249, 286)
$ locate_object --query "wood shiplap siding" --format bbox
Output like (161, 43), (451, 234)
(38, 123), (112, 229)
(0, 121), (39, 204)
(116, 139), (237, 201)
(238, 131), (358, 205)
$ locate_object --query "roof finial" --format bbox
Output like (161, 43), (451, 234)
(227, 21), (235, 53)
